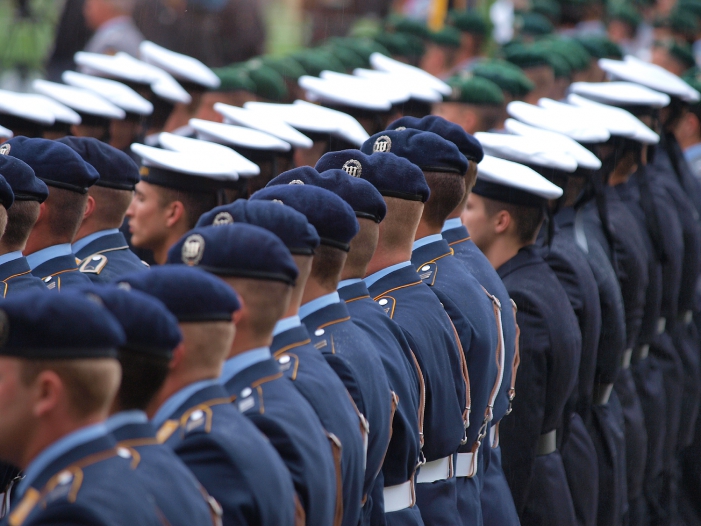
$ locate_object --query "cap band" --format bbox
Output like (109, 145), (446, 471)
(379, 189), (426, 202)
(201, 266), (296, 286)
(319, 237), (351, 252)
(96, 179), (137, 191)
(472, 179), (548, 207)
(0, 346), (118, 359)
(420, 164), (464, 175)
(39, 178), (88, 194)
(140, 166), (226, 193)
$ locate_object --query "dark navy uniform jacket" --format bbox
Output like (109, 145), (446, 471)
(27, 245), (93, 291)
(300, 295), (393, 523)
(338, 280), (423, 526)
(107, 411), (215, 526)
(497, 244), (580, 526)
(155, 381), (297, 526)
(222, 354), (338, 526)
(271, 318), (365, 526)
(73, 230), (148, 283)
(0, 253), (47, 297)
(366, 262), (467, 526)
(6, 427), (164, 526)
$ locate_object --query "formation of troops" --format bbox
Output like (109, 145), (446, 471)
(1, 6), (701, 526)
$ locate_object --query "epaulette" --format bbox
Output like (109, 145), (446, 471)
(375, 296), (397, 318)
(276, 352), (300, 380)
(157, 398), (229, 443)
(79, 254), (108, 275)
(233, 385), (264, 415)
(42, 275), (59, 291)
(417, 262), (438, 286)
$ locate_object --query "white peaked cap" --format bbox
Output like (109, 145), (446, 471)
(504, 119), (602, 169)
(0, 90), (55, 125)
(132, 141), (238, 181)
(139, 41), (220, 89)
(320, 70), (411, 105)
(475, 132), (578, 172)
(599, 55), (700, 103)
(24, 94), (81, 125)
(63, 71), (153, 116)
(189, 118), (291, 153)
(476, 155), (564, 200)
(569, 81), (670, 108)
(214, 103), (313, 149)
(0, 126), (13, 139)
(370, 52), (452, 96)
(299, 75), (393, 111)
(566, 94), (659, 144)
(353, 68), (443, 103)
(507, 100), (610, 143)
(33, 80), (125, 120)
(244, 100), (370, 146)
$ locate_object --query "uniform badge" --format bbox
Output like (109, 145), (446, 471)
(0, 309), (9, 348)
(342, 159), (362, 177)
(185, 409), (205, 432)
(288, 180), (305, 185)
(213, 212), (234, 226)
(373, 135), (392, 153)
(0, 144), (10, 155)
(394, 126), (406, 131)
(272, 199), (284, 205)
(181, 234), (205, 266)
(238, 387), (255, 412)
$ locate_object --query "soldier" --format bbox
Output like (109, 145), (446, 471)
(250, 180), (393, 524)
(0, 289), (165, 525)
(117, 265), (298, 526)
(464, 156), (580, 526)
(197, 198), (365, 526)
(167, 223), (338, 526)
(57, 137), (148, 281)
(6, 137), (97, 289)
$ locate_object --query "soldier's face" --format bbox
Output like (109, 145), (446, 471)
(462, 194), (493, 252)
(0, 358), (35, 467)
(126, 182), (170, 251)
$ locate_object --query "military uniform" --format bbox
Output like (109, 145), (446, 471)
(74, 230), (148, 282)
(0, 253), (47, 296)
(27, 245), (93, 290)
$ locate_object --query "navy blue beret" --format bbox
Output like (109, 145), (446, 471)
(250, 185), (359, 252)
(116, 266), (241, 323)
(361, 129), (468, 175)
(0, 175), (15, 210)
(58, 137), (140, 191)
(387, 115), (484, 163)
(0, 154), (48, 203)
(196, 199), (320, 256)
(268, 166), (387, 223)
(3, 136), (99, 194)
(0, 289), (125, 359)
(78, 285), (181, 358)
(315, 149), (430, 203)
(166, 224), (298, 286)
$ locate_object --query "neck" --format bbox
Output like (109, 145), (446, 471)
(340, 264), (367, 280)
(483, 237), (523, 271)
(23, 234), (71, 256)
(228, 333), (272, 360)
(153, 230), (187, 265)
(146, 363), (222, 419)
(74, 221), (111, 243)
(414, 220), (442, 241)
(0, 241), (23, 256)
(301, 277), (337, 306)
(366, 244), (412, 277)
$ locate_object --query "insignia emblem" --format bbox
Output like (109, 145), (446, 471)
(0, 144), (10, 155)
(185, 409), (205, 432)
(56, 471), (73, 485)
(272, 199), (284, 204)
(394, 126), (406, 131)
(288, 180), (305, 185)
(116, 282), (131, 291)
(373, 135), (392, 153)
(181, 234), (205, 266)
(213, 212), (234, 226)
(0, 310), (8, 348)
(342, 159), (362, 178)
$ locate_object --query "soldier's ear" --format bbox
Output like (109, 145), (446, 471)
(164, 200), (186, 228)
(169, 342), (186, 371)
(493, 209), (511, 235)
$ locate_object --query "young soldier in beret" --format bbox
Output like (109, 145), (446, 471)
(433, 75), (505, 134)
(117, 265), (298, 526)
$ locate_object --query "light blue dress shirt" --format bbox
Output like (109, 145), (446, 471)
(151, 379), (219, 428)
(220, 347), (272, 385)
(105, 410), (149, 434)
(412, 234), (444, 251)
(298, 292), (341, 320)
(72, 229), (120, 254)
(442, 218), (462, 232)
(0, 251), (23, 267)
(26, 244), (74, 270)
(337, 278), (362, 291)
(363, 261), (412, 288)
(273, 315), (302, 337)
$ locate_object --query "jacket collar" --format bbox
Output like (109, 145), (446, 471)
(73, 231), (128, 259)
(223, 358), (282, 399)
(337, 280), (371, 302)
(442, 224), (470, 245)
(271, 324), (312, 355)
(299, 300), (351, 332)
(497, 244), (541, 279)
(365, 263), (422, 298)
(0, 256), (33, 282)
(411, 236), (453, 267)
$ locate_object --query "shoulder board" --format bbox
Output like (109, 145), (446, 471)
(79, 254), (108, 275)
(42, 275), (58, 291)
(178, 404), (215, 436)
(276, 353), (300, 380)
(375, 296), (397, 318)
(416, 262), (437, 286)
(8, 487), (40, 526)
(235, 386), (263, 415)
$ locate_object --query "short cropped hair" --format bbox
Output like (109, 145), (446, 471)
(223, 278), (291, 340)
(482, 197), (545, 244)
(90, 186), (133, 229)
(116, 350), (170, 411)
(157, 187), (219, 229)
(423, 171), (466, 228)
(310, 245), (347, 290)
(45, 188), (89, 240)
(3, 201), (40, 249)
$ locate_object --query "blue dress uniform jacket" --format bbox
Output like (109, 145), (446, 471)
(497, 244), (580, 526)
(31, 254), (92, 290)
(156, 382), (297, 526)
(110, 417), (216, 526)
(0, 256), (46, 297)
(366, 263), (467, 526)
(411, 236), (499, 526)
(442, 223), (520, 526)
(271, 322), (366, 526)
(300, 298), (393, 524)
(75, 232), (148, 283)
(338, 280), (424, 526)
(5, 434), (164, 526)
(222, 357), (338, 526)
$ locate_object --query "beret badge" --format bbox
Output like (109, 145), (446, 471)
(181, 234), (205, 266)
(373, 136), (392, 153)
(0, 144), (10, 156)
(342, 159), (362, 178)
(288, 180), (305, 185)
(213, 212), (234, 226)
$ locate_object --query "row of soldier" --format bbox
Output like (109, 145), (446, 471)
(0, 35), (699, 526)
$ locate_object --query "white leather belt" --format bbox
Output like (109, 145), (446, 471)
(593, 383), (613, 406)
(657, 317), (666, 335)
(536, 430), (557, 456)
(455, 451), (478, 478)
(638, 344), (650, 360)
(489, 425), (497, 448)
(622, 348), (633, 369)
(383, 480), (414, 513)
(416, 456), (452, 484)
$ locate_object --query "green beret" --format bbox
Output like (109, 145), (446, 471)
(471, 60), (535, 96)
(259, 56), (306, 81)
(608, 3), (642, 28)
(427, 26), (462, 48)
(448, 10), (491, 35)
(656, 8), (700, 35)
(444, 74), (505, 105)
(574, 35), (610, 58)
(329, 37), (390, 61)
(542, 48), (572, 77)
(386, 14), (430, 38)
(213, 66), (256, 93)
(600, 38), (624, 59)
(243, 62), (288, 101)
(677, 0), (701, 18)
(292, 50), (345, 77)
(531, 0), (561, 22)
(374, 32), (425, 57)
(655, 39), (697, 70)
(515, 12), (555, 36)
(682, 68), (701, 101)
(321, 44), (367, 70)
(503, 44), (553, 69)
(540, 37), (592, 71)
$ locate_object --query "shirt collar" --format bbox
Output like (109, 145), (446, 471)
(151, 379), (219, 428)
(337, 278), (362, 291)
(99, 15), (133, 31)
(273, 315), (301, 337)
(442, 218), (462, 232)
(26, 244), (74, 270)
(412, 233), (444, 251)
(72, 229), (120, 254)
(104, 410), (148, 434)
(220, 347), (271, 385)
(17, 422), (108, 499)
(299, 292), (340, 320)
(684, 142), (701, 163)
(364, 261), (412, 288)
(0, 251), (24, 267)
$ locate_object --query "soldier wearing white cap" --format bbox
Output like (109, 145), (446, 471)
(83, 0), (144, 58)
